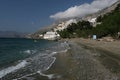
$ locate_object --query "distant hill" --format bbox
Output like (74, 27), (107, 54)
(0, 31), (27, 38)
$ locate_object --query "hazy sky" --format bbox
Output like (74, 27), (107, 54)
(0, 0), (117, 33)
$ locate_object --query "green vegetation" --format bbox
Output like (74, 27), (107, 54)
(58, 21), (92, 38)
(59, 4), (120, 39)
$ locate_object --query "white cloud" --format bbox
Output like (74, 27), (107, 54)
(50, 0), (118, 19)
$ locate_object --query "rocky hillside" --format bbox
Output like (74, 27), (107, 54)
(83, 0), (120, 20)
(29, 0), (120, 39)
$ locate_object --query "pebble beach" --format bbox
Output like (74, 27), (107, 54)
(44, 38), (120, 80)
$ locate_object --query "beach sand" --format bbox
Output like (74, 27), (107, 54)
(42, 38), (120, 80)
(70, 38), (120, 55)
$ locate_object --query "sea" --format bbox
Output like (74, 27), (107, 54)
(0, 38), (70, 80)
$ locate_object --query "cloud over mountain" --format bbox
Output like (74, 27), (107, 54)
(50, 0), (118, 19)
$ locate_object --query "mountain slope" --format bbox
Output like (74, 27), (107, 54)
(59, 2), (120, 38)
(83, 0), (120, 20)
(0, 31), (27, 38)
(30, 0), (120, 39)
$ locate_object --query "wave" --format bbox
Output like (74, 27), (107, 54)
(23, 50), (31, 54)
(13, 57), (56, 80)
(0, 60), (27, 79)
(38, 57), (56, 79)
(45, 57), (56, 71)
(20, 49), (37, 55)
(37, 71), (54, 79)
(1, 41), (70, 79)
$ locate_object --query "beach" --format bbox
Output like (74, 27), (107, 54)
(70, 38), (120, 55)
(1, 38), (120, 80)
(42, 38), (120, 80)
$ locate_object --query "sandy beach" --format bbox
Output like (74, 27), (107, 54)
(70, 38), (120, 55)
(42, 38), (120, 80)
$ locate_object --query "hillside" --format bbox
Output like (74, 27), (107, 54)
(59, 2), (120, 39)
(29, 23), (58, 39)
(30, 0), (120, 39)
(83, 0), (120, 20)
(0, 31), (27, 38)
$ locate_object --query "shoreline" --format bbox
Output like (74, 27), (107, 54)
(43, 38), (120, 80)
(1, 38), (120, 80)
(0, 40), (69, 80)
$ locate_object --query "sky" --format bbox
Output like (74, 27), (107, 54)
(0, 0), (118, 33)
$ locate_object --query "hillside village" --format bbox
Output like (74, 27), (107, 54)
(29, 0), (120, 41)
(30, 18), (98, 40)
(42, 19), (77, 40)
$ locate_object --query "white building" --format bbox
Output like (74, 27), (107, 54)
(53, 22), (66, 32)
(88, 18), (97, 24)
(43, 31), (60, 40)
(88, 18), (102, 27)
(39, 34), (43, 37)
(54, 19), (77, 31)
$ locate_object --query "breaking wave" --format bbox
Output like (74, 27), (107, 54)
(0, 60), (27, 78)
(0, 41), (70, 79)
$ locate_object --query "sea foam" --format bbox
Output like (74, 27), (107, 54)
(0, 60), (27, 79)
(37, 71), (54, 79)
(1, 41), (70, 79)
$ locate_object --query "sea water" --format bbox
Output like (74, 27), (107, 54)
(0, 38), (70, 79)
